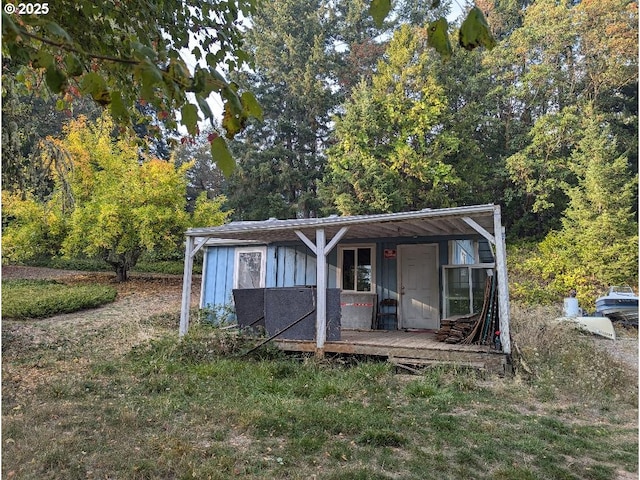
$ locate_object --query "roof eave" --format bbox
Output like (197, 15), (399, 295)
(186, 204), (498, 238)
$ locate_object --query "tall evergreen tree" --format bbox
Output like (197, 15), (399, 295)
(533, 110), (638, 304)
(319, 24), (460, 214)
(225, 0), (339, 219)
(223, 0), (452, 220)
(481, 0), (638, 237)
(172, 131), (227, 213)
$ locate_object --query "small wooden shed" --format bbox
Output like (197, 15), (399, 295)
(179, 204), (512, 369)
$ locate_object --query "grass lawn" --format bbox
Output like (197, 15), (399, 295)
(2, 274), (637, 480)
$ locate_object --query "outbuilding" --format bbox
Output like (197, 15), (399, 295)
(179, 204), (512, 372)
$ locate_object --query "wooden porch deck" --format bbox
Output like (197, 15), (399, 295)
(273, 330), (509, 374)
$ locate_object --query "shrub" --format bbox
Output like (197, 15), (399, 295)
(132, 259), (188, 275)
(1, 191), (66, 263)
(129, 323), (263, 370)
(1, 279), (117, 319)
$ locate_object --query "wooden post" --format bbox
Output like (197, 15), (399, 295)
(315, 228), (326, 355)
(179, 235), (195, 337)
(295, 227), (349, 356)
(493, 206), (511, 355)
(295, 227), (349, 357)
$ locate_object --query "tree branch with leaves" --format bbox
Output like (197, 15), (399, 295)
(2, 0), (263, 177)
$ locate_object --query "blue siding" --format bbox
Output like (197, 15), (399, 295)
(376, 242), (398, 302)
(201, 236), (486, 315)
(201, 246), (235, 308)
(478, 239), (494, 263)
(265, 246), (277, 287)
(327, 249), (338, 288)
(273, 245), (319, 287)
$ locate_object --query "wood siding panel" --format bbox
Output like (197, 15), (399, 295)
(272, 245), (334, 288)
(327, 249), (338, 288)
(265, 246), (277, 288)
(295, 247), (307, 285)
(202, 246), (235, 307)
(275, 246), (307, 287)
(305, 249), (317, 285)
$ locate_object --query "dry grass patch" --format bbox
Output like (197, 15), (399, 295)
(510, 303), (638, 405)
(2, 275), (638, 480)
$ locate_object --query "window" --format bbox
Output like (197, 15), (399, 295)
(449, 240), (477, 265)
(234, 247), (266, 289)
(444, 240), (494, 317)
(339, 246), (374, 292)
(445, 267), (471, 316)
(443, 266), (492, 317)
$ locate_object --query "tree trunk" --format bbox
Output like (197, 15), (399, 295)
(115, 264), (128, 282)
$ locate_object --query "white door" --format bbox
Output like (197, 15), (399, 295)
(398, 244), (440, 329)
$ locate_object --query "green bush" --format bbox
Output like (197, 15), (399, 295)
(132, 259), (202, 275)
(16, 256), (112, 272)
(10, 256), (202, 275)
(2, 279), (117, 319)
(47, 257), (112, 271)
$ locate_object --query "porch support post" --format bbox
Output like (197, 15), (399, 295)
(295, 227), (349, 355)
(179, 235), (196, 337)
(493, 207), (511, 355)
(315, 228), (327, 355)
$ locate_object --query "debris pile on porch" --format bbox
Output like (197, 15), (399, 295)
(436, 313), (480, 343)
(435, 275), (501, 349)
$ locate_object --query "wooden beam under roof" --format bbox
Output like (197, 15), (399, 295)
(395, 220), (432, 236)
(412, 219), (449, 236)
(438, 217), (467, 234)
(364, 222), (404, 237)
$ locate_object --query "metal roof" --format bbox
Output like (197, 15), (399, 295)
(187, 204), (499, 244)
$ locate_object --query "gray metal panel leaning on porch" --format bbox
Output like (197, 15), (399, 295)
(179, 203), (512, 355)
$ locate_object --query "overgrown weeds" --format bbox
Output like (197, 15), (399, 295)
(510, 303), (638, 405)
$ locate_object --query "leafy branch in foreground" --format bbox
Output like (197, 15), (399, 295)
(1, 0), (263, 177)
(370, 1), (497, 60)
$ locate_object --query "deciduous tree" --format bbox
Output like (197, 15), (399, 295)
(2, 114), (229, 281)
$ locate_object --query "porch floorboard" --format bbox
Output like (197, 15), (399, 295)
(273, 329), (509, 374)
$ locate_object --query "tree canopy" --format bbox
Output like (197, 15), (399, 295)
(2, 0), (637, 298)
(2, 113), (230, 281)
(2, 0), (263, 176)
(2, 0), (498, 177)
(320, 24), (460, 214)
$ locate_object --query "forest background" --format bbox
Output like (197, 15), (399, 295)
(2, 0), (638, 307)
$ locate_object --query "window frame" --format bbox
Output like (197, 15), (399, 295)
(233, 246), (267, 289)
(442, 263), (495, 318)
(337, 244), (376, 293)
